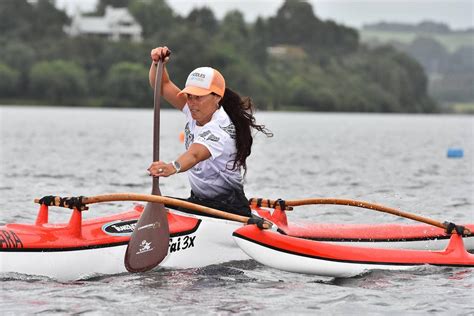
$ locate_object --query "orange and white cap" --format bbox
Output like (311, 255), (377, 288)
(178, 67), (225, 97)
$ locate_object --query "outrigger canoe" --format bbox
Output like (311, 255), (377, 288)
(233, 225), (474, 277)
(0, 201), (246, 280)
(1, 193), (473, 280)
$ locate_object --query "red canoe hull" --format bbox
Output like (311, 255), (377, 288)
(233, 225), (474, 277)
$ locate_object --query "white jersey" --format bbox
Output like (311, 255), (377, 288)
(182, 104), (244, 199)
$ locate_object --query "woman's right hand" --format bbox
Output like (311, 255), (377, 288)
(149, 45), (185, 110)
(150, 46), (171, 64)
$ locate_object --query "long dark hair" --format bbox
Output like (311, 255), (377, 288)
(219, 88), (273, 174)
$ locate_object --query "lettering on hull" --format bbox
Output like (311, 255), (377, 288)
(169, 235), (196, 253)
(0, 230), (23, 249)
(102, 220), (137, 236)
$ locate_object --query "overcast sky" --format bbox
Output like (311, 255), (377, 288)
(56, 0), (474, 30)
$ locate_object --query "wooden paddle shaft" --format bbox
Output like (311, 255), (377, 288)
(254, 198), (471, 235)
(151, 53), (166, 195)
(35, 193), (270, 228)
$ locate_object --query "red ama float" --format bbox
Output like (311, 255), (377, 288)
(233, 225), (474, 277)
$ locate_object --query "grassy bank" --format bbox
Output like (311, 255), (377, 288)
(360, 30), (474, 52)
(448, 102), (474, 114)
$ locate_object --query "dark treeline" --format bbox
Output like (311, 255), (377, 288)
(0, 0), (437, 112)
(363, 22), (474, 105)
(395, 37), (474, 104)
(364, 21), (473, 34)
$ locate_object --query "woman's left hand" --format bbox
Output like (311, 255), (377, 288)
(148, 161), (175, 177)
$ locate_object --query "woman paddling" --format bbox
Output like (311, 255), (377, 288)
(147, 46), (272, 216)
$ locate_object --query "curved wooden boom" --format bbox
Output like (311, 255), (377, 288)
(35, 193), (271, 228)
(250, 197), (471, 235)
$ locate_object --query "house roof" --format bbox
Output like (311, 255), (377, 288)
(70, 6), (142, 35)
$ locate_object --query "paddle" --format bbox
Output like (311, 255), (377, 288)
(124, 53), (171, 272)
(34, 193), (272, 228)
(249, 197), (471, 235)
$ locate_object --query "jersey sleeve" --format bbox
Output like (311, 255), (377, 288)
(194, 123), (228, 160)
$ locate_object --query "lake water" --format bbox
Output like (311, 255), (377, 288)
(1, 106), (473, 314)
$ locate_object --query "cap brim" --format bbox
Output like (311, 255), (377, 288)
(177, 86), (212, 97)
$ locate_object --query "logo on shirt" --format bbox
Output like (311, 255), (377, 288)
(184, 122), (194, 149)
(220, 123), (236, 139)
(199, 130), (220, 142)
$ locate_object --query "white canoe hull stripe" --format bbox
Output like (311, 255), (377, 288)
(233, 232), (473, 268)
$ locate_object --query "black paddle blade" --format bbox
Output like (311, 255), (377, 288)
(124, 202), (170, 272)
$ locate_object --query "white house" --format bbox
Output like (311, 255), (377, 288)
(65, 6), (142, 42)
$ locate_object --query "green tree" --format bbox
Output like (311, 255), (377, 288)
(268, 0), (322, 47)
(267, 0), (358, 58)
(0, 41), (35, 92)
(165, 27), (214, 84)
(0, 42), (35, 74)
(0, 63), (20, 96)
(104, 62), (151, 107)
(0, 0), (35, 40)
(186, 7), (218, 35)
(129, 0), (178, 40)
(406, 36), (448, 74)
(344, 45), (435, 112)
(320, 20), (359, 55)
(95, 41), (148, 75)
(32, 0), (69, 39)
(446, 46), (474, 75)
(248, 17), (269, 66)
(0, 0), (68, 41)
(29, 60), (87, 104)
